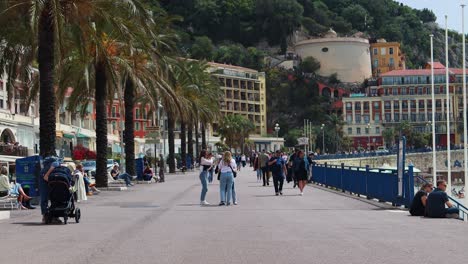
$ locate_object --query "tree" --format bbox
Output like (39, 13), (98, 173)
(341, 4), (371, 32)
(301, 17), (327, 36)
(418, 8), (437, 23)
(299, 56), (321, 73)
(382, 128), (396, 148)
(190, 36), (214, 60)
(218, 114), (254, 152)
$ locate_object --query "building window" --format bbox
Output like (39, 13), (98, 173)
(356, 114), (361, 123)
(346, 102), (352, 110)
(111, 106), (117, 117)
(394, 101), (399, 109)
(364, 102), (369, 110)
(402, 114), (408, 121)
(357, 128), (361, 134)
(394, 113), (400, 122)
(389, 58), (394, 66)
(365, 127), (369, 134)
(373, 59), (379, 68)
(389, 47), (394, 55)
(392, 88), (398, 95)
(418, 87), (423, 95)
(322, 47), (329, 52)
(436, 100), (442, 107)
(376, 127), (380, 134)
(381, 47), (386, 55)
(348, 128), (352, 135)
(135, 108), (140, 119)
(384, 101), (391, 110)
(363, 115), (370, 124)
(0, 100), (3, 109)
(419, 113), (426, 121)
(373, 48), (378, 55)
(355, 102), (361, 110)
(385, 113), (391, 122)
(374, 102), (379, 109)
(374, 114), (380, 123)
(401, 88), (407, 95)
(410, 101), (416, 109)
(112, 121), (117, 130)
(411, 113), (417, 122)
(402, 101), (408, 108)
(135, 122), (140, 131)
(384, 88), (389, 96)
(409, 88), (415, 95)
(346, 115), (352, 123)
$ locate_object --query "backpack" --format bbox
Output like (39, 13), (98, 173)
(294, 157), (303, 174)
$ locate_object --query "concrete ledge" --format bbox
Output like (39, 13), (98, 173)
(0, 211), (10, 220)
(101, 186), (128, 191)
(136, 181), (153, 184)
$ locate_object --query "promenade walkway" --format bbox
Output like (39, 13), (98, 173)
(1, 168), (467, 264)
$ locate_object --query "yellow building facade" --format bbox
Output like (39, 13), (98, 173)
(208, 62), (267, 136)
(370, 39), (405, 77)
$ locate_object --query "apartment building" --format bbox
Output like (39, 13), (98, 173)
(343, 62), (462, 149)
(208, 62), (267, 136)
(370, 39), (406, 77)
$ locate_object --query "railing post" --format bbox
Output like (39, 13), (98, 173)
(324, 162), (328, 188)
(407, 165), (414, 208)
(341, 163), (345, 192)
(365, 165), (370, 197)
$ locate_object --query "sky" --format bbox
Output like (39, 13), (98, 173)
(397, 0), (467, 32)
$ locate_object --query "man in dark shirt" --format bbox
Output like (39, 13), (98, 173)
(426, 180), (459, 219)
(409, 183), (433, 216)
(268, 150), (287, 196)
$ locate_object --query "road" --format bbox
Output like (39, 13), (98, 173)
(1, 168), (468, 264)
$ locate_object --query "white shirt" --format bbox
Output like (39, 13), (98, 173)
(200, 157), (214, 171)
(218, 159), (237, 173)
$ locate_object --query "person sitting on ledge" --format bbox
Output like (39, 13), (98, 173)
(409, 183), (433, 216)
(143, 164), (153, 181)
(426, 180), (460, 219)
(111, 164), (133, 187)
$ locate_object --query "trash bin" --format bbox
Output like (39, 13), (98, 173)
(15, 155), (41, 197)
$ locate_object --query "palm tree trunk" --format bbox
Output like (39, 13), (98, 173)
(188, 123), (194, 162)
(124, 78), (135, 176)
(195, 122), (200, 159)
(201, 123), (207, 149)
(38, 2), (56, 157)
(180, 122), (186, 167)
(167, 113), (176, 173)
(95, 61), (108, 187)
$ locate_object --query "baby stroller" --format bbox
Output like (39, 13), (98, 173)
(44, 166), (81, 225)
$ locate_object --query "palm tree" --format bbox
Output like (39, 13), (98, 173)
(218, 114), (255, 152)
(327, 113), (345, 153)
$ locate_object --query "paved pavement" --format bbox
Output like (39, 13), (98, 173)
(1, 168), (468, 264)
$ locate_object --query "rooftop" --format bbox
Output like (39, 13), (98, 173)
(208, 62), (259, 74)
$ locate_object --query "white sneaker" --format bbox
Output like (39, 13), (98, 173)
(300, 192), (303, 196)
(200, 201), (210, 206)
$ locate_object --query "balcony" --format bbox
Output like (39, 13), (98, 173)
(0, 145), (28, 157)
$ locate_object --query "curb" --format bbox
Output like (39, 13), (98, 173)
(101, 186), (128, 191)
(0, 211), (10, 220)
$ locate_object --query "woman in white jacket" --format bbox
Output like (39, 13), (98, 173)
(199, 150), (213, 205)
(69, 163), (87, 202)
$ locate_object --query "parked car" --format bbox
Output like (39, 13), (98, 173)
(375, 146), (390, 154)
(81, 159), (116, 179)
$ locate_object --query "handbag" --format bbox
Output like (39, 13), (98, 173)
(229, 165), (237, 178)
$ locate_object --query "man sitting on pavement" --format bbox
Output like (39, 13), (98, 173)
(426, 180), (460, 219)
(409, 183), (433, 216)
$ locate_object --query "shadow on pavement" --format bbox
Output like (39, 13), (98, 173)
(178, 204), (219, 207)
(12, 222), (78, 226)
(253, 194), (300, 197)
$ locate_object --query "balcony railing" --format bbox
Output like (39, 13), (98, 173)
(0, 145), (28, 157)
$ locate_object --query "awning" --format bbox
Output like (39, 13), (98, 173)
(63, 133), (74, 139)
(56, 131), (63, 138)
(76, 133), (89, 139)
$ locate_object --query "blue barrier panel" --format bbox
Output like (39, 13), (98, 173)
(366, 171), (398, 204)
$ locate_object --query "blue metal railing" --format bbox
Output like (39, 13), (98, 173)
(315, 147), (461, 160)
(415, 176), (468, 221)
(312, 163), (414, 207)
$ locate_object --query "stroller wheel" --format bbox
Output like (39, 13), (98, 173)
(63, 216), (68, 225)
(75, 208), (81, 223)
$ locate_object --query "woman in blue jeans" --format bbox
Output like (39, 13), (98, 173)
(218, 151), (237, 206)
(199, 150), (213, 206)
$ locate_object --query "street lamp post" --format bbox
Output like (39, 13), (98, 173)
(321, 124), (325, 154)
(367, 123), (371, 151)
(430, 33), (437, 184)
(274, 123), (280, 151)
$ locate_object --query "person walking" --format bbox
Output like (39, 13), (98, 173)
(199, 150), (213, 206)
(288, 149), (299, 188)
(253, 153), (262, 182)
(241, 154), (247, 167)
(158, 154), (165, 183)
(268, 150), (287, 196)
(259, 150), (270, 186)
(218, 151), (237, 206)
(294, 150), (309, 196)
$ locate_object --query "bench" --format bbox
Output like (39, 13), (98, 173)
(107, 173), (126, 186)
(0, 194), (20, 210)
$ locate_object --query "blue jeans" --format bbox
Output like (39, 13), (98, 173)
(199, 171), (208, 201)
(256, 169), (262, 181)
(224, 180), (236, 202)
(220, 172), (234, 203)
(83, 177), (90, 193)
(119, 173), (132, 185)
(208, 170), (213, 183)
(446, 207), (460, 216)
(39, 177), (48, 215)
